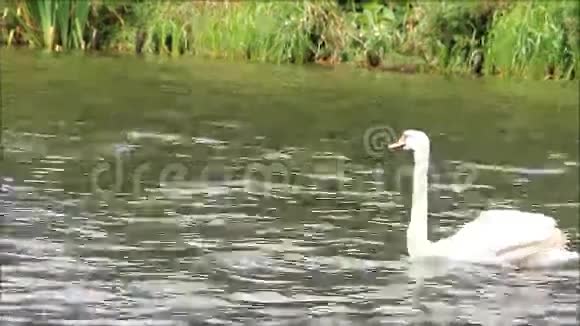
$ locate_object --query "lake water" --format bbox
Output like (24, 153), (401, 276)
(1, 49), (578, 325)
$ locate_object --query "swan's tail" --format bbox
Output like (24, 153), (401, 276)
(514, 228), (579, 268)
(497, 228), (578, 268)
(550, 228), (568, 248)
(522, 248), (579, 268)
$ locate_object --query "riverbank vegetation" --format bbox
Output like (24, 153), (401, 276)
(1, 0), (578, 80)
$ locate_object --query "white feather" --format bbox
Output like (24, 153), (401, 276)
(433, 210), (562, 263)
(394, 130), (578, 269)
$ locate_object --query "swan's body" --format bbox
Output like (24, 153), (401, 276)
(389, 129), (578, 268)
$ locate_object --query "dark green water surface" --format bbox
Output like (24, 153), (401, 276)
(1, 49), (578, 325)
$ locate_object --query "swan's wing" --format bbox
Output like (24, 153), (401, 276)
(439, 209), (561, 261)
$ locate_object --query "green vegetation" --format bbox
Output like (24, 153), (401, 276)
(1, 0), (578, 80)
(484, 1), (579, 80)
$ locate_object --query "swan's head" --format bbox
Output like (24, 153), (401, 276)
(388, 129), (430, 160)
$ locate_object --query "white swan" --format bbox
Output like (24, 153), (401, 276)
(388, 129), (578, 268)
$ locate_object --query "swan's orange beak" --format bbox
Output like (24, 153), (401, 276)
(388, 135), (406, 150)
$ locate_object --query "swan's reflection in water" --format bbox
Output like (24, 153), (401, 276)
(408, 257), (579, 325)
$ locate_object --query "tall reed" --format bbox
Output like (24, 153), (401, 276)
(11, 0), (91, 50)
(1, 0), (577, 80)
(485, 1), (578, 79)
(116, 1), (353, 64)
(3, 0), (126, 51)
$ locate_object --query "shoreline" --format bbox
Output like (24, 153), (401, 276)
(1, 0), (576, 82)
(1, 45), (562, 83)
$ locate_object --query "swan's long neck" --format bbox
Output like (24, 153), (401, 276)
(407, 151), (431, 258)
